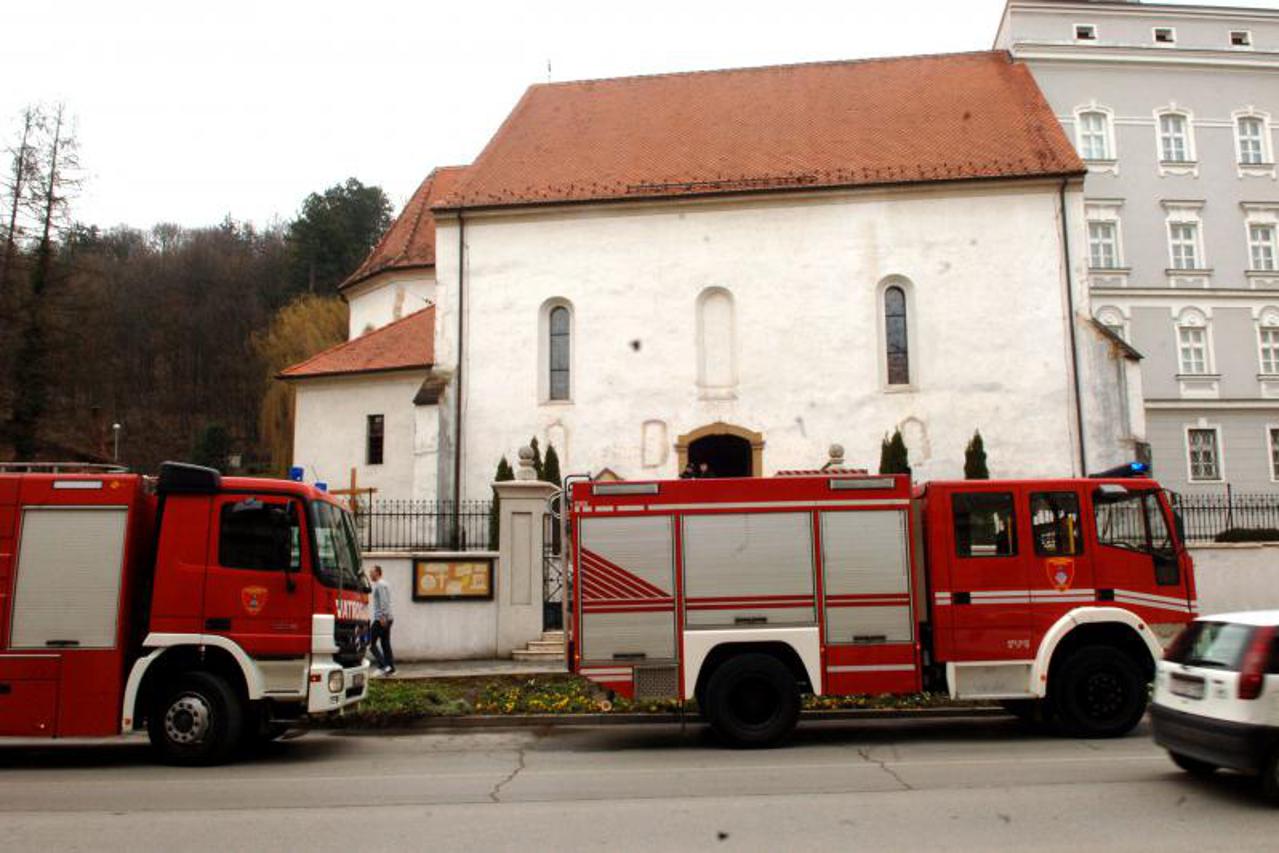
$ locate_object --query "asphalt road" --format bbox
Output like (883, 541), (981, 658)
(0, 716), (1274, 851)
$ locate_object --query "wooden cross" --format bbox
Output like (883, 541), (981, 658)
(328, 467), (378, 515)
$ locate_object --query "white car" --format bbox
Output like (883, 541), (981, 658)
(1151, 610), (1279, 801)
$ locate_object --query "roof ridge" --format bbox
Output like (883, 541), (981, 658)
(281, 305), (434, 376)
(533, 49), (1009, 91)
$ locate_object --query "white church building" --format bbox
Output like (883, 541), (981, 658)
(284, 50), (1143, 502)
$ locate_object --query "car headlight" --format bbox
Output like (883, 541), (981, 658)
(328, 670), (345, 693)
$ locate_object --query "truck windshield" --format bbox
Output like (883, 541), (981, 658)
(309, 501), (367, 590)
(1093, 489), (1176, 554)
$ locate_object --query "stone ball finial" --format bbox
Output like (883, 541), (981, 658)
(827, 443), (845, 468)
(516, 445), (536, 480)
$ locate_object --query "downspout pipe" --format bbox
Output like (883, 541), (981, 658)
(1059, 179), (1087, 475)
(454, 213), (465, 512)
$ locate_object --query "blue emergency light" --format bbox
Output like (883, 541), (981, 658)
(1089, 461), (1150, 479)
(315, 481), (328, 492)
(288, 466), (305, 482)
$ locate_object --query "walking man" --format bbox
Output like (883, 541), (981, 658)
(369, 565), (395, 676)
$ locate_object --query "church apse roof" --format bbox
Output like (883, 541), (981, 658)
(278, 307), (434, 380)
(339, 165), (468, 293)
(434, 50), (1084, 211)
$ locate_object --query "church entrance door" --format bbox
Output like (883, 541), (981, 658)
(687, 434), (752, 478)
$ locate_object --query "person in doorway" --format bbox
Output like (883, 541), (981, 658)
(369, 565), (395, 675)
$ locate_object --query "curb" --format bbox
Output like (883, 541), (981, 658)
(319, 705), (1007, 733)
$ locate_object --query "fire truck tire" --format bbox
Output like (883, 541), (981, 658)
(704, 653), (800, 748)
(999, 699), (1048, 726)
(147, 672), (245, 766)
(1049, 645), (1147, 738)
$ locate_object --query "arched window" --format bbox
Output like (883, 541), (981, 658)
(884, 285), (910, 386)
(548, 305), (571, 401)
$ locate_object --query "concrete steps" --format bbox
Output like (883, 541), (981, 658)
(511, 631), (566, 662)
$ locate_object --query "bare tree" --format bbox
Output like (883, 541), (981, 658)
(6, 103), (81, 459)
(0, 105), (42, 295)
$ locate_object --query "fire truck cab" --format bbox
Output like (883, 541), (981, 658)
(0, 462), (371, 764)
(568, 467), (1195, 747)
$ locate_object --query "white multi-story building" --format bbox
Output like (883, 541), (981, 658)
(998, 0), (1279, 492)
(287, 51), (1139, 501)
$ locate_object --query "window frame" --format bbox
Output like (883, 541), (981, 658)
(1230, 30), (1253, 48)
(1249, 223), (1277, 272)
(538, 298), (575, 404)
(884, 284), (910, 387)
(1185, 425), (1224, 483)
(548, 304), (571, 402)
(1076, 110), (1113, 162)
(951, 491), (1019, 560)
(1088, 219), (1120, 269)
(1176, 322), (1210, 376)
(1168, 221), (1201, 270)
(217, 498), (304, 573)
(1074, 23), (1097, 41)
(1153, 26), (1177, 45)
(365, 414), (385, 466)
(1029, 491), (1085, 557)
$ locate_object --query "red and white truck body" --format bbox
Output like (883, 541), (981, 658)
(0, 462), (370, 763)
(567, 469), (1196, 743)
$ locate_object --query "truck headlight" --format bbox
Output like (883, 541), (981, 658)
(328, 670), (345, 693)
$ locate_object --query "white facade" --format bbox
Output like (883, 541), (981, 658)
(292, 370), (429, 497)
(428, 178), (1133, 501)
(344, 271), (436, 340)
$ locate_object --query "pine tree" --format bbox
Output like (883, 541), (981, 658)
(542, 444), (561, 487)
(489, 456), (514, 549)
(878, 429), (911, 475)
(964, 430), (990, 480)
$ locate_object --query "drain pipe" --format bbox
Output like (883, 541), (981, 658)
(1059, 179), (1087, 475)
(453, 213), (466, 512)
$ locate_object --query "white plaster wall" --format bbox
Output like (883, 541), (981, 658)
(362, 553), (499, 660)
(436, 180), (1112, 499)
(345, 270), (437, 340)
(1189, 544), (1279, 615)
(291, 371), (427, 499)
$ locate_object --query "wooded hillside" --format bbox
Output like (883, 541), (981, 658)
(0, 104), (392, 474)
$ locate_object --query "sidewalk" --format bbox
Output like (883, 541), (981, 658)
(377, 659), (568, 679)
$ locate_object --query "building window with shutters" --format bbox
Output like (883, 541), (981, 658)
(366, 415), (384, 465)
(1186, 427), (1222, 482)
(884, 285), (910, 386)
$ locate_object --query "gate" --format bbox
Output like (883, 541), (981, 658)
(542, 493), (565, 630)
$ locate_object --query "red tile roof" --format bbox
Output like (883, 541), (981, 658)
(436, 51), (1083, 210)
(278, 307), (434, 380)
(339, 166), (467, 292)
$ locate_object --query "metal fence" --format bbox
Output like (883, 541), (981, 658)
(349, 499), (494, 552)
(1170, 490), (1279, 543)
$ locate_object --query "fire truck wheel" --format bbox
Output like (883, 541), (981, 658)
(147, 672), (245, 766)
(1049, 645), (1147, 738)
(704, 653), (800, 748)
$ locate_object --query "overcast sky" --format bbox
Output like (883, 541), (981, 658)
(3, 0), (1274, 230)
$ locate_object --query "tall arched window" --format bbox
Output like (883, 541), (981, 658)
(884, 285), (910, 386)
(548, 305), (571, 400)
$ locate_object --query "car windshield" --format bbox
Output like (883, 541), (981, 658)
(1168, 621), (1255, 670)
(309, 501), (366, 590)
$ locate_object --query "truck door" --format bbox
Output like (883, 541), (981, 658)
(202, 495), (313, 659)
(942, 486), (1034, 660)
(1026, 488), (1095, 635)
(1090, 486), (1192, 620)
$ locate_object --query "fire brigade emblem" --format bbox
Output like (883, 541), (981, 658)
(241, 586), (269, 615)
(1046, 558), (1075, 592)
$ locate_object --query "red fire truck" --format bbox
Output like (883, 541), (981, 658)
(0, 462), (371, 764)
(567, 465), (1197, 746)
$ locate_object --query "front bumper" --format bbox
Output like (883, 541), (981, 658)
(1150, 703), (1279, 773)
(306, 660), (370, 714)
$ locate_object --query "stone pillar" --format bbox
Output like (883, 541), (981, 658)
(492, 447), (558, 656)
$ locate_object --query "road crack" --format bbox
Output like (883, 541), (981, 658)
(489, 747), (527, 803)
(857, 747), (914, 791)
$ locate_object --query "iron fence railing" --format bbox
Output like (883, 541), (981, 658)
(347, 499), (494, 552)
(1169, 489), (1279, 543)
